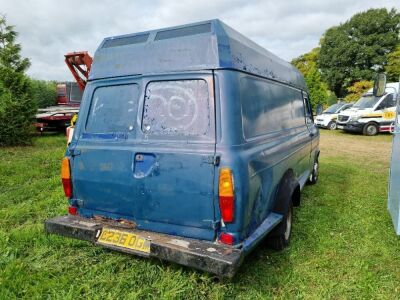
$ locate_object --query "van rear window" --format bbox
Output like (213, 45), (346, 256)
(142, 80), (210, 137)
(86, 84), (139, 133)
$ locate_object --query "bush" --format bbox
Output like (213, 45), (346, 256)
(30, 79), (57, 108)
(326, 93), (338, 106)
(0, 67), (36, 146)
(0, 16), (37, 146)
(344, 80), (373, 102)
(386, 44), (400, 82)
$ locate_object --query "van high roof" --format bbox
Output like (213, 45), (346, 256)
(366, 82), (399, 95)
(90, 19), (306, 90)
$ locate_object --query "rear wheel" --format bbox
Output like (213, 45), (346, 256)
(266, 201), (293, 250)
(327, 121), (337, 130)
(363, 123), (378, 136)
(308, 157), (319, 185)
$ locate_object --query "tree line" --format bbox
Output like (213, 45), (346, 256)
(0, 8), (399, 146)
(291, 8), (400, 109)
(0, 16), (57, 146)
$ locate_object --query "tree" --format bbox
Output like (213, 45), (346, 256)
(326, 93), (338, 106)
(291, 47), (320, 75)
(344, 80), (373, 102)
(0, 69), (36, 146)
(31, 79), (57, 108)
(305, 68), (329, 110)
(0, 16), (35, 146)
(0, 16), (30, 72)
(386, 44), (400, 82)
(292, 48), (329, 109)
(319, 8), (400, 97)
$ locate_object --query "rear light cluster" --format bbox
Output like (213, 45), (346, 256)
(68, 206), (77, 215)
(218, 168), (234, 223)
(218, 168), (235, 245)
(62, 157), (77, 215)
(61, 157), (72, 198)
(219, 232), (235, 245)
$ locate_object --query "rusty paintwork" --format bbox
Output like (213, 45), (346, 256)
(46, 19), (319, 277)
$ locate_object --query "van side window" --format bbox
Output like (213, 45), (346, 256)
(340, 104), (351, 112)
(86, 84), (139, 133)
(303, 95), (313, 123)
(376, 94), (395, 110)
(142, 80), (210, 137)
(240, 77), (305, 139)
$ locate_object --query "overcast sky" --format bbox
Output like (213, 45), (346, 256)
(1, 0), (399, 81)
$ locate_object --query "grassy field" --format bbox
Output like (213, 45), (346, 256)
(1, 130), (399, 299)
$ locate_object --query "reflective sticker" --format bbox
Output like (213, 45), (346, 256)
(383, 111), (396, 120)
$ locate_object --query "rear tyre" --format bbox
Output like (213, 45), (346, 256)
(308, 157), (319, 185)
(327, 121), (337, 130)
(363, 123), (378, 136)
(266, 201), (293, 251)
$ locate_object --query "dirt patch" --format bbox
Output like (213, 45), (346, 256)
(319, 130), (392, 166)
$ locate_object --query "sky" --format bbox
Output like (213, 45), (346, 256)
(1, 0), (399, 81)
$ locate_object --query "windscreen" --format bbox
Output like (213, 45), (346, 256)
(353, 94), (381, 109)
(86, 84), (139, 133)
(324, 103), (343, 114)
(69, 83), (83, 103)
(142, 80), (211, 137)
(57, 85), (66, 96)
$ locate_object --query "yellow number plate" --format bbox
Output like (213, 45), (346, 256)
(383, 111), (395, 120)
(97, 228), (150, 253)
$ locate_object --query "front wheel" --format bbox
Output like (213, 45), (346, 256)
(327, 121), (337, 130)
(363, 123), (379, 136)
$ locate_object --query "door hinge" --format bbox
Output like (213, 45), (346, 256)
(204, 220), (221, 230)
(212, 220), (221, 230)
(73, 199), (84, 207)
(204, 155), (220, 166)
(69, 148), (81, 157)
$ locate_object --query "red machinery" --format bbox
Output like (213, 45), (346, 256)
(35, 51), (92, 133)
(64, 51), (93, 91)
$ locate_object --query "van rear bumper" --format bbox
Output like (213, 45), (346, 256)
(45, 215), (243, 278)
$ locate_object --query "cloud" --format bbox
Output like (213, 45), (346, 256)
(0, 0), (398, 80)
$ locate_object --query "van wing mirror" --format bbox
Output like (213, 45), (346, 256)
(373, 73), (386, 97)
(316, 104), (323, 116)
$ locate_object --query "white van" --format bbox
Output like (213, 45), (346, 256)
(315, 102), (353, 130)
(337, 83), (398, 135)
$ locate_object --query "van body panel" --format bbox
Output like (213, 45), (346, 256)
(47, 19), (320, 277)
(70, 73), (217, 241)
(213, 70), (314, 240)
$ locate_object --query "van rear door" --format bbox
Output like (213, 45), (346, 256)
(71, 76), (217, 241)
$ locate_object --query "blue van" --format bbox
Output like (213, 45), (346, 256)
(46, 19), (320, 278)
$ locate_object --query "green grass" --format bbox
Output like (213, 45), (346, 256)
(1, 132), (400, 299)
